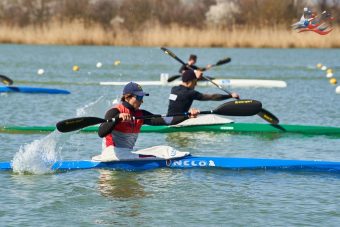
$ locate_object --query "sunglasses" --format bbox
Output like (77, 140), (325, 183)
(135, 95), (144, 101)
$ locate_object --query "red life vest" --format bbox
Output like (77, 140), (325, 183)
(104, 103), (144, 148)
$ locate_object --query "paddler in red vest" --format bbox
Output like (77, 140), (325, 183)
(93, 82), (197, 161)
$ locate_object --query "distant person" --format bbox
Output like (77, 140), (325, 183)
(179, 54), (215, 81)
(179, 54), (212, 73)
(167, 70), (239, 124)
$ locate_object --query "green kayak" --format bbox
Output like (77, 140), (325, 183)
(1, 123), (340, 136)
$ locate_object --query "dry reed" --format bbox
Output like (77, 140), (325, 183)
(0, 22), (339, 48)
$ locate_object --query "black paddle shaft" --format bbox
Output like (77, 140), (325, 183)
(167, 59), (230, 82)
(56, 100), (262, 133)
(160, 47), (279, 125)
(163, 47), (231, 82)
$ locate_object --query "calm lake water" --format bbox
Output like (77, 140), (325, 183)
(0, 44), (340, 226)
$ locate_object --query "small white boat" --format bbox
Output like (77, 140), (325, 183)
(100, 74), (287, 88)
(336, 86), (340, 94)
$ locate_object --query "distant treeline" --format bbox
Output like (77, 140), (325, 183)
(0, 0), (339, 47)
(1, 0), (339, 30)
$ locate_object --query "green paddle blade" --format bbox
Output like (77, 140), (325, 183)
(56, 117), (107, 133)
(0, 75), (13, 85)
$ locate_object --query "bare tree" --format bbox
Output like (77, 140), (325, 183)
(22, 0), (55, 27)
(236, 0), (301, 27)
(88, 0), (119, 29)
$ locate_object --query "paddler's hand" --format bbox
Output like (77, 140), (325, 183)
(189, 108), (200, 118)
(194, 70), (203, 80)
(119, 113), (132, 121)
(231, 92), (240, 99)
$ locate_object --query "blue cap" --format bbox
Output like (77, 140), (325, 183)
(123, 82), (149, 96)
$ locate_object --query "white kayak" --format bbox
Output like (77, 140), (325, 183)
(100, 74), (287, 88)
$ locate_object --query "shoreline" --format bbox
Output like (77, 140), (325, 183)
(1, 23), (339, 48)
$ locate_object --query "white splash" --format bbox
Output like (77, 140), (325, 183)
(11, 97), (119, 174)
(12, 131), (62, 174)
(76, 96), (117, 117)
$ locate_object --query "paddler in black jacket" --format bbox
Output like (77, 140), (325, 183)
(167, 69), (240, 124)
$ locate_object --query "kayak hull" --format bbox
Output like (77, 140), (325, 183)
(1, 123), (340, 136)
(1, 156), (340, 172)
(0, 86), (70, 94)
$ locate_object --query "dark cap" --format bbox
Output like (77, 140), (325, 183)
(123, 82), (149, 96)
(189, 54), (197, 61)
(182, 70), (197, 82)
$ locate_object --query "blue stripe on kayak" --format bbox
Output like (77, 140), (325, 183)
(1, 156), (340, 172)
(168, 157), (340, 172)
(0, 162), (12, 170)
(52, 159), (166, 171)
(0, 86), (70, 94)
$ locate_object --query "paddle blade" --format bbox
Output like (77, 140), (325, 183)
(167, 75), (181, 82)
(160, 47), (186, 65)
(212, 99), (262, 116)
(0, 75), (13, 85)
(160, 47), (176, 58)
(215, 58), (231, 66)
(56, 117), (106, 133)
(257, 108), (280, 125)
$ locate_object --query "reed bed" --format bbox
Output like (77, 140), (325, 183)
(0, 22), (339, 48)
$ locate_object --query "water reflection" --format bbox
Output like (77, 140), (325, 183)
(165, 132), (192, 147)
(165, 132), (222, 148)
(165, 131), (292, 146)
(97, 170), (148, 199)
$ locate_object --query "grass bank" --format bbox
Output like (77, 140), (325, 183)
(0, 22), (339, 48)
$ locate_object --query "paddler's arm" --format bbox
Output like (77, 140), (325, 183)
(98, 108), (120, 138)
(141, 110), (189, 126)
(190, 90), (234, 101)
(142, 110), (172, 125)
(199, 92), (239, 101)
(197, 64), (212, 72)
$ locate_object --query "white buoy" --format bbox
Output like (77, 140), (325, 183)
(321, 66), (327, 70)
(37, 69), (44, 75)
(336, 86), (340, 94)
(326, 73), (333, 78)
(96, 62), (102, 68)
